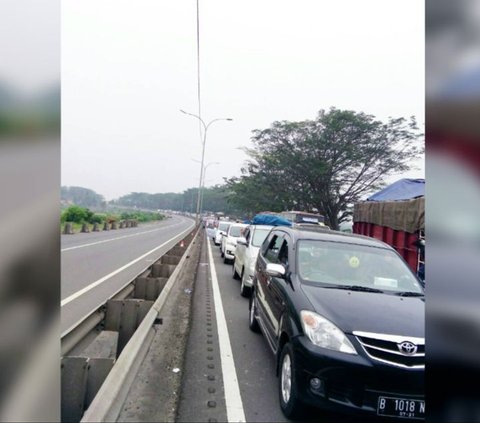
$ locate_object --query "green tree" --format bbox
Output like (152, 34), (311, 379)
(226, 108), (423, 229)
(61, 186), (105, 208)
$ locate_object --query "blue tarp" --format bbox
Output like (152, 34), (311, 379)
(251, 214), (292, 227)
(367, 178), (425, 201)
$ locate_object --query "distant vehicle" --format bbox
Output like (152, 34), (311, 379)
(214, 221), (232, 245)
(221, 223), (248, 264)
(205, 220), (217, 239)
(280, 210), (327, 227)
(250, 225), (424, 420)
(233, 224), (274, 297)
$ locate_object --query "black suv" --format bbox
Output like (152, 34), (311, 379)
(249, 226), (424, 420)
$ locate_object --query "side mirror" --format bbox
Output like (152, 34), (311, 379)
(221, 233), (226, 237)
(266, 263), (286, 278)
(237, 237), (247, 246)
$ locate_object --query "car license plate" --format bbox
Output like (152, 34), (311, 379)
(377, 396), (425, 419)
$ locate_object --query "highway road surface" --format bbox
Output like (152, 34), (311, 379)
(177, 232), (357, 422)
(61, 215), (195, 334)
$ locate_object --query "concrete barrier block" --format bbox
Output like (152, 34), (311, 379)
(111, 221), (118, 230)
(81, 223), (90, 233)
(104, 299), (154, 355)
(61, 356), (88, 422)
(64, 222), (74, 235)
(80, 331), (119, 360)
(93, 222), (100, 231)
(168, 246), (185, 257)
(160, 255), (181, 265)
(103, 222), (110, 231)
(151, 263), (176, 278)
(119, 221), (125, 229)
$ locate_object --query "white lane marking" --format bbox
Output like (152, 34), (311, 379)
(61, 223), (194, 307)
(207, 238), (246, 422)
(61, 222), (185, 252)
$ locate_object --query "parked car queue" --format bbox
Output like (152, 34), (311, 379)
(206, 221), (425, 421)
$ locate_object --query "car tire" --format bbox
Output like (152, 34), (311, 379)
(248, 292), (260, 333)
(221, 250), (224, 258)
(240, 272), (251, 297)
(279, 343), (304, 420)
(232, 261), (240, 280)
(223, 256), (229, 264)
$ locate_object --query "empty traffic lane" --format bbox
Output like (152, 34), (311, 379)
(61, 215), (194, 334)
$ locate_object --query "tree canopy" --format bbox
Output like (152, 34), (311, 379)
(61, 186), (105, 209)
(225, 108), (423, 229)
(114, 186), (240, 216)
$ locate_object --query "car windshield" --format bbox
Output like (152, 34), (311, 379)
(218, 222), (231, 231)
(229, 225), (244, 237)
(252, 229), (271, 247)
(296, 240), (423, 294)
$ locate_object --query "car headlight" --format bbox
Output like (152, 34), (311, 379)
(300, 310), (357, 354)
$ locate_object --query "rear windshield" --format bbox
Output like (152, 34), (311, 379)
(252, 228), (271, 247)
(297, 240), (423, 294)
(218, 222), (231, 231)
(229, 225), (244, 237)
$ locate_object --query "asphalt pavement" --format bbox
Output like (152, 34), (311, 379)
(61, 215), (194, 334)
(178, 233), (289, 422)
(178, 232), (360, 422)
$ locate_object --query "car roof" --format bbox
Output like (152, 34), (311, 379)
(229, 223), (248, 229)
(270, 226), (391, 249)
(249, 225), (274, 230)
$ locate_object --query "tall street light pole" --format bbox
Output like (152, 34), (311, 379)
(192, 160), (220, 215)
(180, 109), (232, 225)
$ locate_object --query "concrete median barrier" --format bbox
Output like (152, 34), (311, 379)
(81, 223), (90, 233)
(103, 222), (110, 231)
(80, 225), (200, 422)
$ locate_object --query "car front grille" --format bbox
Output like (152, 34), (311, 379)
(353, 331), (425, 369)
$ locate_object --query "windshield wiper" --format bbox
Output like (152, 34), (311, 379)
(322, 285), (384, 293)
(394, 291), (425, 297)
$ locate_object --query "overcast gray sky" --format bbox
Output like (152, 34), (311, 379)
(61, 0), (424, 201)
(0, 0), (59, 93)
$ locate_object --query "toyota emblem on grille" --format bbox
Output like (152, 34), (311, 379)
(398, 341), (418, 355)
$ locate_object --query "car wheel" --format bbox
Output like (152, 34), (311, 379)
(232, 261), (240, 280)
(221, 250), (224, 258)
(223, 256), (229, 264)
(248, 292), (260, 333)
(240, 272), (251, 297)
(279, 343), (304, 419)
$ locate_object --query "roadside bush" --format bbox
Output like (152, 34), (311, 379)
(62, 205), (89, 223)
(106, 215), (118, 223)
(119, 211), (164, 222)
(120, 212), (137, 220)
(89, 213), (105, 224)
